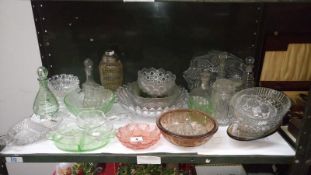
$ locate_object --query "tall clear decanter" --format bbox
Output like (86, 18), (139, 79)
(188, 70), (212, 114)
(99, 50), (123, 91)
(33, 66), (59, 119)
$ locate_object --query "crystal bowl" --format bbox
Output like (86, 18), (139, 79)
(117, 84), (188, 117)
(49, 124), (113, 152)
(227, 87), (291, 141)
(137, 68), (176, 97)
(48, 74), (80, 97)
(116, 123), (161, 149)
(157, 109), (218, 147)
(64, 87), (115, 116)
(76, 110), (107, 129)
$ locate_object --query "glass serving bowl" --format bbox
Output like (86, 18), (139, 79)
(137, 68), (176, 97)
(227, 87), (291, 141)
(116, 123), (161, 149)
(49, 124), (113, 152)
(76, 110), (107, 130)
(117, 84), (188, 117)
(64, 87), (115, 116)
(48, 74), (80, 97)
(156, 109), (218, 147)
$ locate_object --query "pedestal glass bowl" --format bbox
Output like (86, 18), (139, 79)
(227, 87), (291, 141)
(156, 109), (218, 147)
(137, 68), (176, 97)
(76, 110), (107, 129)
(48, 74), (80, 97)
(116, 123), (161, 149)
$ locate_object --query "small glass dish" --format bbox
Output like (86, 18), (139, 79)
(48, 74), (80, 97)
(64, 87), (115, 116)
(116, 123), (161, 149)
(227, 87), (291, 141)
(137, 68), (176, 97)
(157, 109), (218, 147)
(49, 124), (113, 152)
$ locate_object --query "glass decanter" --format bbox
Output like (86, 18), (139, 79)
(99, 50), (123, 91)
(82, 59), (102, 107)
(243, 56), (255, 88)
(188, 70), (212, 115)
(33, 66), (59, 119)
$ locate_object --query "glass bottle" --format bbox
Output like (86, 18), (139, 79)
(33, 66), (59, 119)
(243, 56), (255, 88)
(99, 50), (123, 91)
(188, 70), (212, 115)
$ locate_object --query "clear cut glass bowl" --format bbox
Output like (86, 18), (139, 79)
(64, 87), (115, 116)
(137, 68), (176, 97)
(156, 109), (218, 147)
(227, 87), (291, 141)
(48, 74), (80, 97)
(116, 123), (161, 149)
(116, 84), (188, 117)
(76, 110), (107, 129)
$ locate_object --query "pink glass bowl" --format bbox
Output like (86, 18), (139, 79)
(116, 123), (161, 149)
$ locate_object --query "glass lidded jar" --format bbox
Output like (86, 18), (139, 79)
(99, 50), (123, 91)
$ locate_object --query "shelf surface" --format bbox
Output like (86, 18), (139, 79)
(0, 104), (295, 164)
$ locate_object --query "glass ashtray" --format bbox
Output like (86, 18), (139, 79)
(49, 124), (113, 152)
(64, 88), (115, 116)
(116, 123), (161, 149)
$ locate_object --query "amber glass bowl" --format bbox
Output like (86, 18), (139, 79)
(157, 109), (218, 147)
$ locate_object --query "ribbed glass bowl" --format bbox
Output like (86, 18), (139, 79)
(117, 83), (188, 117)
(64, 88), (115, 116)
(157, 109), (218, 147)
(116, 123), (161, 149)
(227, 87), (291, 141)
(48, 74), (80, 97)
(137, 68), (176, 97)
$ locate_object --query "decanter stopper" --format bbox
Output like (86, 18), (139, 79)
(33, 66), (59, 119)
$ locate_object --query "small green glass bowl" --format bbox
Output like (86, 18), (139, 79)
(64, 88), (115, 116)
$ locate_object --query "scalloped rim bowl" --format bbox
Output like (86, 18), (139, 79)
(116, 123), (161, 149)
(48, 74), (80, 97)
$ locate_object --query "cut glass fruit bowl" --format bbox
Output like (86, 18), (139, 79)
(48, 74), (80, 97)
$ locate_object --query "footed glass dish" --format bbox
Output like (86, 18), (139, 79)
(48, 74), (80, 97)
(64, 87), (115, 116)
(116, 123), (161, 149)
(227, 87), (291, 141)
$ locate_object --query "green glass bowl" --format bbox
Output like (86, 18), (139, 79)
(64, 88), (115, 116)
(50, 125), (113, 152)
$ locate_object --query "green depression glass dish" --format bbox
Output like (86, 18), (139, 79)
(64, 88), (115, 116)
(50, 125), (113, 152)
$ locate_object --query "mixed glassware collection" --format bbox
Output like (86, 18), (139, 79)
(1, 50), (291, 152)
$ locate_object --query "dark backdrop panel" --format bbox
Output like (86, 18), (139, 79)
(32, 2), (261, 86)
